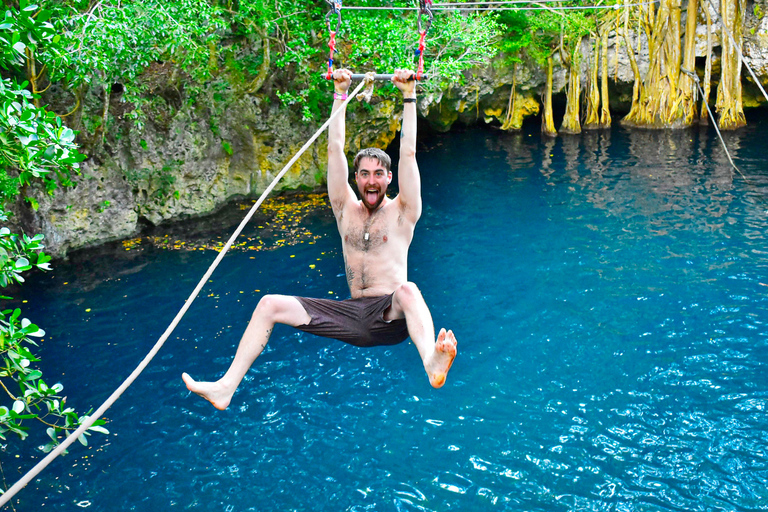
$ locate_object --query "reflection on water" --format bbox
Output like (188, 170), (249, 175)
(8, 121), (768, 511)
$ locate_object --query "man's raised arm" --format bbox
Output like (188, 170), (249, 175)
(327, 69), (356, 217)
(393, 69), (422, 223)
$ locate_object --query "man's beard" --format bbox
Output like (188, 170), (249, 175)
(362, 188), (385, 210)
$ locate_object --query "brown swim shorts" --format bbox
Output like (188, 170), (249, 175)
(294, 293), (410, 348)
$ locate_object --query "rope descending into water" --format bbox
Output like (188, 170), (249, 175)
(680, 66), (750, 183)
(0, 79), (369, 508)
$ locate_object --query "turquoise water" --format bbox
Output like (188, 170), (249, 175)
(7, 120), (768, 511)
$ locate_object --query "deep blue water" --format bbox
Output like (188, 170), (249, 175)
(5, 120), (768, 511)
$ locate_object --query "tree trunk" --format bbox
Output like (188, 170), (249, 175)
(621, 0), (645, 126)
(583, 36), (601, 130)
(246, 33), (271, 95)
(673, 0), (700, 126)
(599, 26), (612, 127)
(716, 0), (747, 129)
(542, 54), (557, 137)
(501, 63), (523, 131)
(25, 48), (42, 108)
(623, 0), (685, 128)
(559, 40), (582, 135)
(700, 0), (713, 125)
(648, 0), (681, 126)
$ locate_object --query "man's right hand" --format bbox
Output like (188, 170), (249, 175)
(333, 68), (352, 94)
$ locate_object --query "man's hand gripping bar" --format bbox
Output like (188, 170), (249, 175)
(327, 73), (427, 81)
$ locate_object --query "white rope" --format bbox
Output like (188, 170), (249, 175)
(0, 78), (368, 508)
(681, 67), (745, 178)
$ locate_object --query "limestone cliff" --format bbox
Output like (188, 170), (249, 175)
(11, 4), (768, 257)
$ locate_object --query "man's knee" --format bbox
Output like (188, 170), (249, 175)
(254, 294), (309, 326)
(254, 294), (285, 318)
(395, 282), (423, 307)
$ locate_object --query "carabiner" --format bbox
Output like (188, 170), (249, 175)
(417, 0), (433, 34)
(326, 0), (343, 34)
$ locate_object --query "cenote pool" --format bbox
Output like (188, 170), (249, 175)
(6, 119), (768, 511)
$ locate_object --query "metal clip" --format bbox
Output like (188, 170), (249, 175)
(325, 0), (342, 33)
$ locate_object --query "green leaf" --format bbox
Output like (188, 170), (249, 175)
(14, 256), (30, 269)
(24, 369), (42, 380)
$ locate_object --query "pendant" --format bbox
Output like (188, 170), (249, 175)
(364, 232), (370, 241)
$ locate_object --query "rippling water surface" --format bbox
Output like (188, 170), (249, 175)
(8, 120), (768, 511)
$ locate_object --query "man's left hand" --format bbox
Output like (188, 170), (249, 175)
(392, 69), (416, 97)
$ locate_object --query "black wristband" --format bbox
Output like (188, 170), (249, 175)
(403, 98), (417, 103)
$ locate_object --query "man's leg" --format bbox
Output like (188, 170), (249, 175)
(182, 294), (311, 410)
(386, 282), (457, 388)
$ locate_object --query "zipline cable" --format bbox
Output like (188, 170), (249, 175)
(705, 0), (768, 104)
(0, 79), (369, 509)
(342, 0), (658, 10)
(439, 0), (575, 4)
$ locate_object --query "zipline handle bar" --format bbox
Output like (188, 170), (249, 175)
(325, 73), (428, 81)
(351, 73), (427, 80)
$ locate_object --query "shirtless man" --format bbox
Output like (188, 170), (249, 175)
(182, 68), (457, 410)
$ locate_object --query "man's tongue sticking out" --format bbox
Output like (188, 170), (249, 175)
(366, 188), (379, 206)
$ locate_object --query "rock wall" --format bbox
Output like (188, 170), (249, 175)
(12, 90), (402, 257)
(12, 1), (768, 257)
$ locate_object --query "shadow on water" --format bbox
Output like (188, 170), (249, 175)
(7, 121), (768, 511)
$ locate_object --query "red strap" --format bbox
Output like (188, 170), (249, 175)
(325, 31), (337, 80)
(416, 30), (427, 80)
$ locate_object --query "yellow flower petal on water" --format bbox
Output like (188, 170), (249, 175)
(85, 308), (91, 312)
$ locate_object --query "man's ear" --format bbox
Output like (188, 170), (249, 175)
(387, 172), (392, 184)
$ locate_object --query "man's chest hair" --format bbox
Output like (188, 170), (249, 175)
(344, 223), (389, 252)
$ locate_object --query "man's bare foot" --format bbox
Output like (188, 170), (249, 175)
(182, 372), (234, 411)
(426, 328), (457, 388)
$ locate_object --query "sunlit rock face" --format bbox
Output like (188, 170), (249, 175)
(10, 90), (402, 257)
(10, 15), (768, 257)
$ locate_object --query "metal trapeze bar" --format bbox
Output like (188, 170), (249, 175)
(349, 73), (428, 81)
